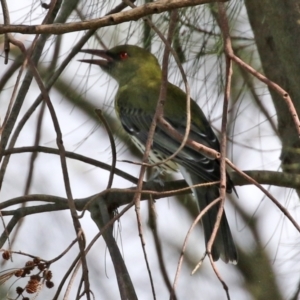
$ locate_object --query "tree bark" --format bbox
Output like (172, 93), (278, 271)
(244, 0), (300, 192)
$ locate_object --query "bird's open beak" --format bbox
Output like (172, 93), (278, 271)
(78, 49), (113, 67)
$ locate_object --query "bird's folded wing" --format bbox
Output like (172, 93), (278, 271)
(119, 111), (222, 184)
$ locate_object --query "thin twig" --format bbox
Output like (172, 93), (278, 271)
(226, 159), (300, 233)
(232, 52), (300, 135)
(148, 195), (176, 299)
(8, 102), (46, 251)
(228, 45), (300, 138)
(171, 197), (221, 299)
(206, 5), (232, 299)
(120, 2), (181, 298)
(52, 252), (81, 300)
(47, 231), (84, 264)
(0, 0), (10, 63)
(4, 146), (138, 184)
(0, 55), (27, 136)
(95, 109), (116, 189)
(234, 51), (278, 135)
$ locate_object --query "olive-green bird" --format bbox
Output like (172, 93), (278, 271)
(79, 45), (237, 263)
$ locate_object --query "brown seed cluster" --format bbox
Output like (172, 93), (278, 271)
(25, 276), (40, 294)
(1, 252), (55, 299)
(2, 250), (10, 260)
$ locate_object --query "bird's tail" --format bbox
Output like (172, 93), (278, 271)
(179, 167), (237, 263)
(196, 185), (237, 263)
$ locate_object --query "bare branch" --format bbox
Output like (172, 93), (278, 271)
(0, 0), (228, 35)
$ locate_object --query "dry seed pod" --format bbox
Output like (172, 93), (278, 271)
(2, 251), (10, 260)
(25, 278), (40, 294)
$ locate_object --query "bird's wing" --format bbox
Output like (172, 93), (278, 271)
(118, 107), (222, 184)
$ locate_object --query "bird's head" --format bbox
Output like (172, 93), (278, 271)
(79, 45), (161, 85)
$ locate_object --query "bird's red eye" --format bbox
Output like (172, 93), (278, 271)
(119, 51), (128, 60)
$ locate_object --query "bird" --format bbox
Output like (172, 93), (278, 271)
(79, 44), (238, 263)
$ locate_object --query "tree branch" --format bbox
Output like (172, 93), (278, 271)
(0, 0), (228, 35)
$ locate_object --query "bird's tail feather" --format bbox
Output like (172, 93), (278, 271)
(196, 186), (237, 263)
(179, 166), (237, 264)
